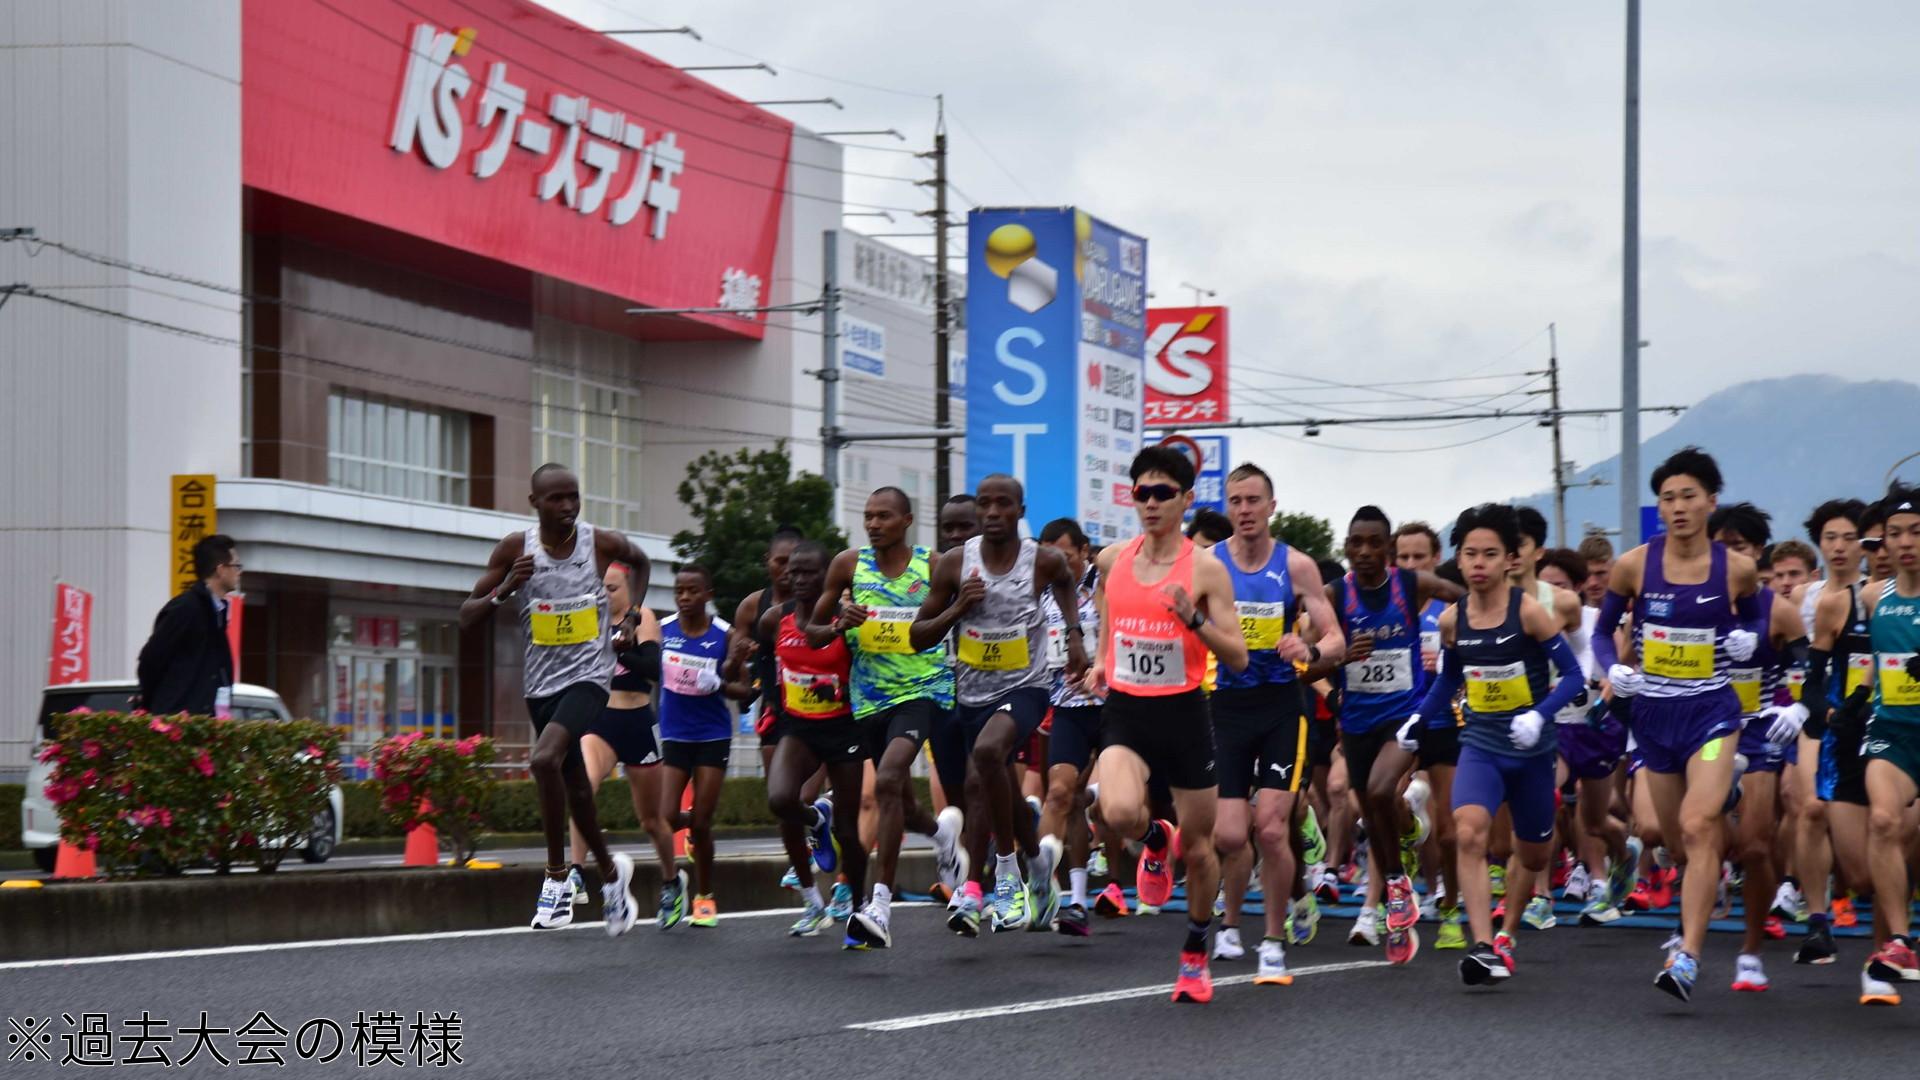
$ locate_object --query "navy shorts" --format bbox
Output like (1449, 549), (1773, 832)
(1559, 708), (1629, 781)
(1736, 722), (1798, 774)
(956, 686), (1050, 764)
(1453, 744), (1558, 843)
(927, 705), (967, 793)
(585, 704), (661, 767)
(1047, 704), (1103, 772)
(1629, 689), (1743, 775)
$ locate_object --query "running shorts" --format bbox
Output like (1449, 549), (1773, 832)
(956, 686), (1049, 764)
(1341, 723), (1400, 797)
(1048, 705), (1103, 771)
(1211, 683), (1308, 799)
(1863, 717), (1920, 791)
(1453, 744), (1557, 843)
(526, 682), (609, 773)
(1629, 689), (1743, 775)
(662, 737), (730, 772)
(1817, 727), (1868, 805)
(781, 714), (867, 767)
(1418, 722), (1461, 770)
(1102, 688), (1215, 791)
(1736, 721), (1796, 775)
(585, 703), (661, 767)
(861, 697), (933, 764)
(927, 705), (967, 794)
(1559, 708), (1629, 781)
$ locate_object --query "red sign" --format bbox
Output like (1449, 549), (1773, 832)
(227, 595), (246, 683)
(1144, 307), (1230, 424)
(47, 584), (93, 686)
(243, 0), (792, 337)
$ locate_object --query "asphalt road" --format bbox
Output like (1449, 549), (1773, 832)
(6, 894), (1914, 1078)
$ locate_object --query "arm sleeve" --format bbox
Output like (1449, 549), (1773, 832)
(1735, 588), (1768, 641)
(1801, 647), (1831, 736)
(1591, 590), (1629, 672)
(620, 639), (662, 682)
(1535, 634), (1586, 717)
(1415, 647), (1464, 723)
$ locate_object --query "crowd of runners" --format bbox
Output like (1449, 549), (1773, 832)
(462, 445), (1920, 1006)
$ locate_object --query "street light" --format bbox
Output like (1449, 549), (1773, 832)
(818, 129), (907, 141)
(602, 26), (702, 39)
(1177, 281), (1216, 306)
(681, 63), (775, 74)
(844, 211), (896, 222)
(751, 98), (844, 110)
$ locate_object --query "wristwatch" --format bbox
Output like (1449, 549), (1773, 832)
(1185, 609), (1205, 632)
(1306, 642), (1322, 665)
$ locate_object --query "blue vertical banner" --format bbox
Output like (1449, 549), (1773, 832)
(965, 208), (1146, 542)
(1190, 434), (1230, 519)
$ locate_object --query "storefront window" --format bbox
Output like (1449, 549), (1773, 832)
(327, 389), (471, 505)
(328, 612), (461, 778)
(532, 367), (642, 532)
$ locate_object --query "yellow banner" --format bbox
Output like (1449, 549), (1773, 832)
(170, 475), (217, 597)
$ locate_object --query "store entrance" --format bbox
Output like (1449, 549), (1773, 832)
(328, 614), (459, 777)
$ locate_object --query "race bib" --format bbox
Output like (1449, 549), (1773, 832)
(1729, 666), (1763, 715)
(1466, 661), (1534, 714)
(859, 607), (918, 655)
(1346, 647), (1414, 696)
(781, 668), (844, 718)
(1880, 653), (1920, 707)
(1046, 625), (1068, 669)
(1421, 630), (1442, 662)
(958, 625), (1029, 671)
(663, 651), (718, 696)
(1786, 668), (1806, 702)
(1847, 653), (1874, 696)
(1113, 632), (1185, 690)
(530, 595), (599, 646)
(1236, 601), (1287, 651)
(1641, 624), (1714, 680)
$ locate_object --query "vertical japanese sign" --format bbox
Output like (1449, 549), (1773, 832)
(840, 314), (887, 380)
(1144, 307), (1230, 425)
(1190, 435), (1231, 519)
(965, 208), (1147, 542)
(170, 475), (217, 598)
(47, 583), (93, 686)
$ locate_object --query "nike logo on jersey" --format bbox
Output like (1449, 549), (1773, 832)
(1696, 595), (1721, 604)
(1495, 634), (1518, 644)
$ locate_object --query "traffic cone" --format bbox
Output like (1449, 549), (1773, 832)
(52, 840), (96, 879)
(404, 797), (439, 867)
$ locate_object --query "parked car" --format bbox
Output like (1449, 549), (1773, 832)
(20, 680), (345, 873)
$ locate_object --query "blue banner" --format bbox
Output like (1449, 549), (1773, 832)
(1190, 434), (1229, 519)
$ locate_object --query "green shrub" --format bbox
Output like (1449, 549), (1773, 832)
(370, 734), (497, 863)
(0, 783), (22, 849)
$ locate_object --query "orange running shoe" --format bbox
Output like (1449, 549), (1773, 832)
(690, 895), (719, 928)
(1136, 820), (1176, 908)
(1647, 867), (1675, 911)
(1763, 916), (1787, 941)
(1094, 882), (1131, 918)
(1172, 950), (1213, 1003)
(1833, 896), (1858, 929)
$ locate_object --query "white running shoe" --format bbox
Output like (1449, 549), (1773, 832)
(1349, 906), (1381, 947)
(531, 875), (574, 930)
(1256, 939), (1293, 985)
(1213, 926), (1246, 961)
(602, 853), (638, 937)
(1563, 863), (1591, 902)
(1732, 953), (1769, 992)
(567, 866), (589, 906)
(1771, 880), (1808, 922)
(852, 897), (893, 949)
(934, 806), (967, 892)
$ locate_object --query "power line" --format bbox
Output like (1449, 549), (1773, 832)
(1252, 419), (1539, 455)
(946, 108), (1038, 202)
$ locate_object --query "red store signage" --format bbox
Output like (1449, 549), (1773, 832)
(243, 0), (793, 336)
(1144, 307), (1230, 425)
(47, 583), (93, 687)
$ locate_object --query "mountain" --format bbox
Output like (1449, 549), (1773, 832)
(1514, 375), (1920, 547)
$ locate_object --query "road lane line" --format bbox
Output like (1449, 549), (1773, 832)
(845, 959), (1392, 1031)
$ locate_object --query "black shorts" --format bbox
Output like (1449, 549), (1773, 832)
(757, 701), (787, 748)
(1307, 712), (1337, 770)
(927, 705), (967, 793)
(781, 714), (867, 766)
(1212, 683), (1308, 800)
(861, 698), (934, 763)
(957, 686), (1050, 764)
(1419, 722), (1461, 770)
(1101, 688), (1215, 791)
(526, 683), (610, 772)
(662, 738), (730, 772)
(585, 704), (661, 767)
(1341, 723), (1401, 795)
(1048, 705), (1103, 771)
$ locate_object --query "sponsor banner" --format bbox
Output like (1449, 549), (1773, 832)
(47, 583), (93, 687)
(170, 475), (217, 598)
(1145, 307), (1229, 424)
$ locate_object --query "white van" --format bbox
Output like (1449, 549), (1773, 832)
(20, 681), (346, 873)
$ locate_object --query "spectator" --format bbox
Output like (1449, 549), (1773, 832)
(136, 534), (241, 715)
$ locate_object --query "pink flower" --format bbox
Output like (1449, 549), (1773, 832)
(305, 743), (324, 759)
(35, 744), (63, 764)
(216, 793), (234, 809)
(193, 751), (215, 778)
(82, 833), (99, 852)
(66, 706), (93, 716)
(354, 757), (371, 771)
(148, 718), (176, 736)
(78, 768), (98, 787)
(81, 740), (102, 760)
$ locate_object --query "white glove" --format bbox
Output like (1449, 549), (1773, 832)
(693, 668), (725, 695)
(1725, 628), (1759, 663)
(1508, 710), (1545, 751)
(1396, 714), (1422, 753)
(1764, 702), (1809, 745)
(1608, 664), (1645, 698)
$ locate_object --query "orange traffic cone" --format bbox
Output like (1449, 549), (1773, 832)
(673, 784), (694, 858)
(404, 797), (439, 867)
(52, 840), (96, 879)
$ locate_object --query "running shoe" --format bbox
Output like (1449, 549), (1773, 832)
(1213, 926), (1246, 961)
(1436, 907), (1467, 950)
(1624, 879), (1654, 912)
(1833, 896), (1859, 928)
(1287, 894), (1320, 947)
(1213, 883), (1227, 919)
(1712, 864), (1734, 920)
(1655, 950), (1698, 1003)
(1313, 867), (1341, 906)
(690, 894), (719, 928)
(1522, 895), (1557, 931)
(1349, 906), (1381, 947)
(1796, 921), (1838, 965)
(827, 881), (855, 921)
(991, 867), (1031, 932)
(789, 896), (830, 937)
(1580, 885), (1622, 926)
(1136, 820), (1176, 908)
(808, 798), (838, 875)
(1763, 916), (1787, 941)
(1385, 924), (1420, 966)
(1551, 850), (1573, 892)
(1493, 930), (1515, 958)
(1094, 882), (1130, 918)
(1299, 804), (1328, 867)
(949, 882), (982, 937)
(1488, 864), (1507, 899)
(1172, 950), (1214, 1004)
(1026, 794), (1043, 830)
(1731, 953), (1769, 992)
(1461, 940), (1510, 985)
(532, 874), (575, 930)
(1419, 892), (1440, 922)
(1608, 837), (1642, 912)
(1088, 850), (1109, 879)
(1027, 836), (1062, 933)
(780, 866), (800, 891)
(1861, 965), (1902, 1006)
(1867, 938), (1920, 984)
(851, 898), (892, 949)
(1057, 902), (1092, 937)
(602, 853), (638, 938)
(1646, 867), (1676, 911)
(934, 806), (967, 892)
(567, 865), (590, 907)
(929, 882), (953, 906)
(1563, 862), (1591, 903)
(1491, 899), (1506, 922)
(1385, 875), (1419, 933)
(657, 869), (688, 931)
(1399, 791), (1430, 878)
(1771, 880), (1808, 922)
(1255, 939), (1292, 986)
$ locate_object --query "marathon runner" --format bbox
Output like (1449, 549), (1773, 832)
(1036, 517), (1105, 937)
(929, 495), (982, 819)
(1579, 535), (1615, 610)
(913, 475), (1086, 936)
(459, 464), (648, 935)
(1591, 447), (1768, 1001)
(1394, 520), (1466, 946)
(1410, 503), (1585, 985)
(1083, 445), (1253, 1003)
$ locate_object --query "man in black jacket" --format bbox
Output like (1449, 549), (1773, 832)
(136, 535), (241, 715)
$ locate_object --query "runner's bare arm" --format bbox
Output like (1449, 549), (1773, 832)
(909, 548), (973, 652)
(1415, 570), (1465, 607)
(1189, 553), (1250, 674)
(459, 534), (528, 632)
(594, 528), (651, 592)
(1591, 546), (1644, 675)
(725, 590), (763, 683)
(1289, 551), (1346, 669)
(1553, 585), (1583, 634)
(806, 550), (861, 648)
(1771, 591), (1806, 649)
(1081, 547), (1118, 697)
(1037, 545), (1089, 679)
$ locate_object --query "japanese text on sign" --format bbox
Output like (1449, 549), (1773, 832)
(170, 475), (216, 598)
(5, 1010), (464, 1068)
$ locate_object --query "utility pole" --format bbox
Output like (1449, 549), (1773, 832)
(820, 230), (842, 517)
(929, 95), (953, 510)
(1620, 0), (1642, 547)
(1548, 324), (1567, 544)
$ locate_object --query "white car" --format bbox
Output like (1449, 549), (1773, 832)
(20, 680), (346, 873)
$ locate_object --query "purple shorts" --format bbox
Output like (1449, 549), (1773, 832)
(1629, 689), (1743, 775)
(1736, 722), (1799, 773)
(1559, 712), (1629, 781)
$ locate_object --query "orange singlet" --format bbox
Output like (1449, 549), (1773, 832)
(1104, 534), (1208, 697)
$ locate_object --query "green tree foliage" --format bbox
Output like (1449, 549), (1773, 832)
(673, 442), (847, 615)
(1269, 510), (1336, 562)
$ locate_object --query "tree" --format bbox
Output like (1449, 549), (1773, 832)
(673, 442), (847, 616)
(1269, 510), (1336, 562)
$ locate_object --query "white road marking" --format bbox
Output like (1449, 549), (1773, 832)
(0, 902), (933, 972)
(846, 959), (1392, 1031)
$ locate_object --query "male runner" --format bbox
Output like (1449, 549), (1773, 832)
(460, 464), (648, 935)
(1591, 447), (1767, 1002)
(735, 527), (802, 775)
(1410, 503), (1584, 984)
(811, 488), (966, 947)
(1209, 464), (1343, 982)
(1084, 445), (1252, 1002)
(1305, 506), (1459, 963)
(1579, 535), (1615, 609)
(928, 494), (982, 819)
(913, 476), (1086, 935)
(1395, 519), (1467, 945)
(1710, 502), (1810, 991)
(1037, 517), (1106, 936)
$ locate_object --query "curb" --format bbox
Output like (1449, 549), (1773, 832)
(0, 852), (937, 962)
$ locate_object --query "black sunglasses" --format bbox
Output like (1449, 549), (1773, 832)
(1862, 537), (1885, 551)
(1132, 483), (1182, 505)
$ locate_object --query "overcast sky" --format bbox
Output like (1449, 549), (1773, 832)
(538, 0), (1920, 536)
